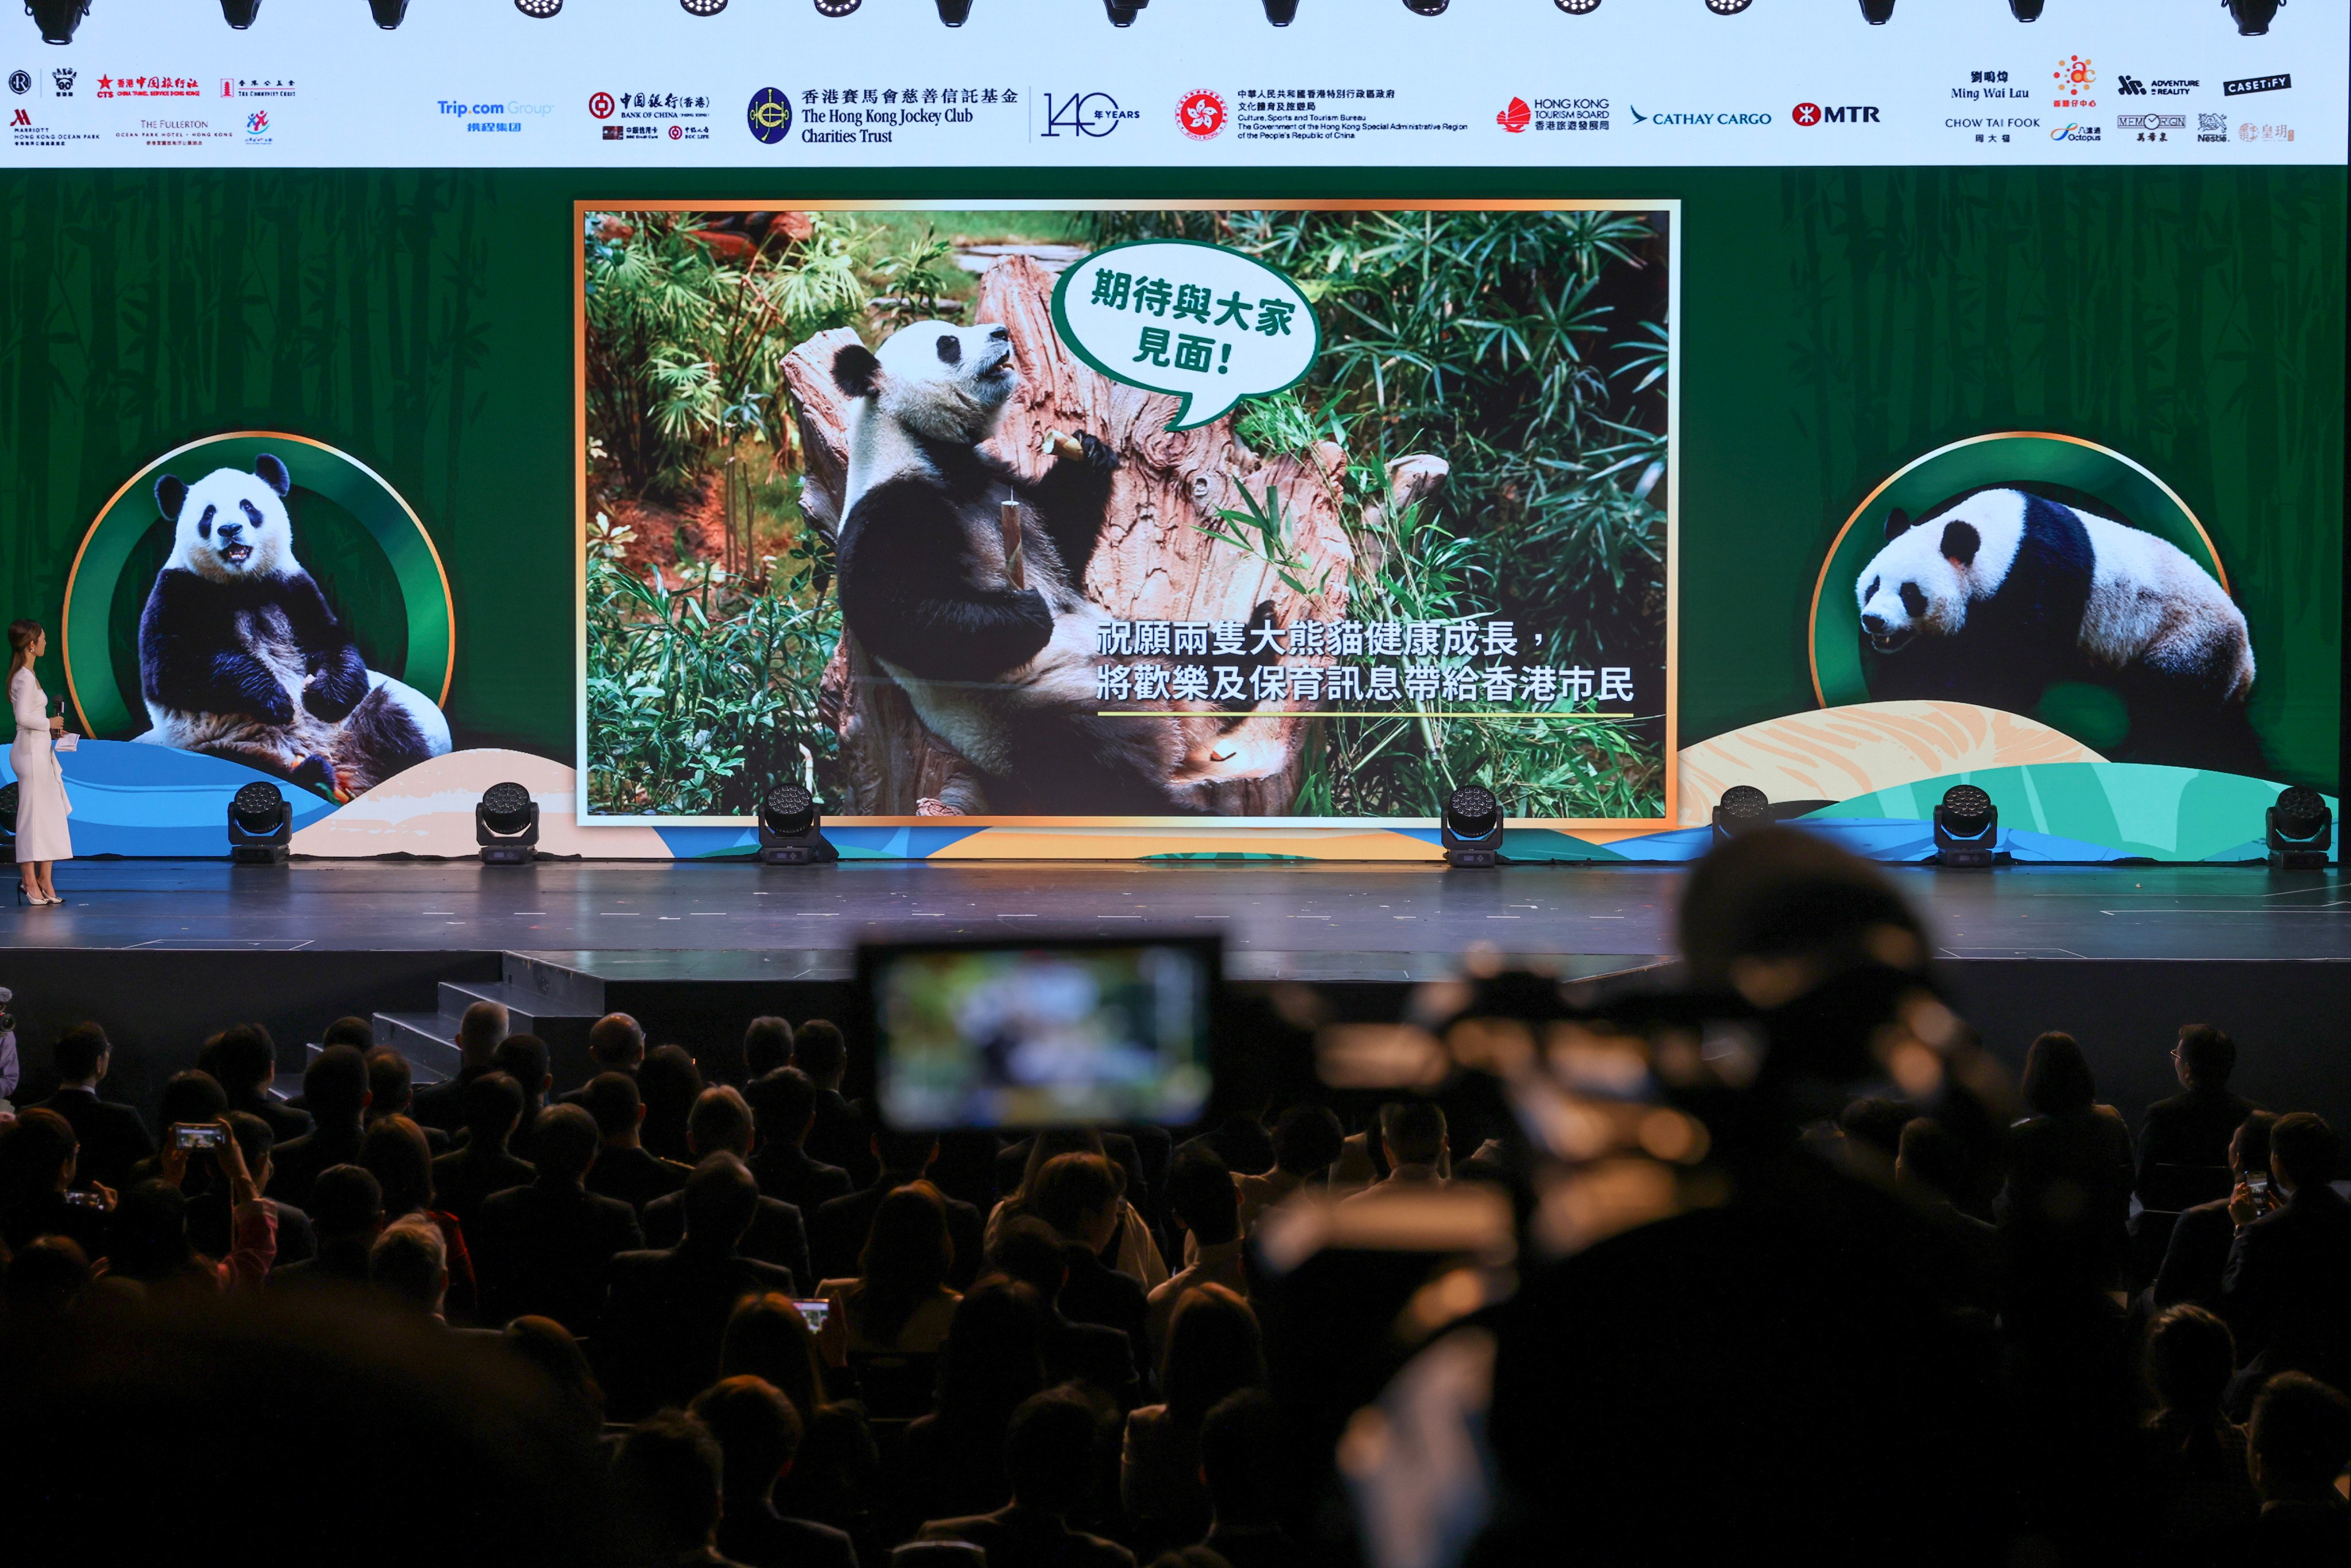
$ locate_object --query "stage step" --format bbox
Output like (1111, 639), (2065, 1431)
(502, 952), (610, 1018)
(374, 1011), (463, 1082)
(436, 979), (592, 1043)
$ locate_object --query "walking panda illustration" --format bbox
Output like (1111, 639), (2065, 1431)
(828, 319), (1271, 814)
(1852, 484), (2261, 772)
(137, 453), (451, 799)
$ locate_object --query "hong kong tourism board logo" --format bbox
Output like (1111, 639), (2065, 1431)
(747, 86), (793, 145)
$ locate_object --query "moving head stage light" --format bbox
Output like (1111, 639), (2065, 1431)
(1441, 786), (1503, 868)
(28, 0), (90, 43)
(758, 785), (840, 866)
(1705, 0), (1753, 12)
(514, 0), (561, 15)
(2226, 0), (2279, 34)
(1861, 0), (1895, 20)
(680, 0), (725, 14)
(1711, 785), (1775, 844)
(220, 0), (259, 26)
(1104, 0), (1147, 22)
(813, 0), (859, 14)
(2267, 786), (2332, 870)
(1556, 0), (1601, 10)
(476, 782), (540, 866)
(2009, 0), (2044, 18)
(228, 782), (292, 865)
(1933, 785), (2000, 868)
(368, 0), (409, 26)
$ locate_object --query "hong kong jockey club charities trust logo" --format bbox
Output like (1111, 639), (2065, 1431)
(1497, 97), (1531, 132)
(1176, 88), (1225, 139)
(589, 91), (615, 119)
(746, 86), (793, 144)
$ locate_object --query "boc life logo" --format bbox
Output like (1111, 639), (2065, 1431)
(747, 86), (793, 145)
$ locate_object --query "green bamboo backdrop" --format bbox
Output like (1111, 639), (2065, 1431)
(1, 166), (2339, 791)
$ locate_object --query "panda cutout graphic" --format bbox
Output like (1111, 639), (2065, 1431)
(137, 454), (452, 800)
(829, 319), (1277, 815)
(1853, 484), (2261, 773)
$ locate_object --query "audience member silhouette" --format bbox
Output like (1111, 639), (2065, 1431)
(474, 1103), (643, 1333)
(746, 1066), (854, 1213)
(639, 1044), (704, 1165)
(918, 1388), (1137, 1568)
(269, 1044), (371, 1211)
(2223, 1112), (2351, 1400)
(2247, 1372), (2351, 1564)
(642, 1086), (812, 1289)
(692, 1375), (861, 1568)
(430, 1070), (536, 1232)
(37, 1023), (153, 1190)
(271, 1162), (382, 1289)
(411, 1000), (509, 1134)
(1122, 1284), (1264, 1554)
(580, 1070), (690, 1212)
(197, 1024), (311, 1145)
(2139, 1025), (2259, 1209)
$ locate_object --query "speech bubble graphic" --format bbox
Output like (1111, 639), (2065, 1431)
(1050, 239), (1320, 433)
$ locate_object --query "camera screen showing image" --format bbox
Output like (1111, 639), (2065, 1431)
(864, 939), (1215, 1131)
(172, 1122), (226, 1151)
(794, 1299), (831, 1334)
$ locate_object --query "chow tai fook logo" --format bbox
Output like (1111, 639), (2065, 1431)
(1177, 88), (1226, 140)
(2050, 54), (2096, 109)
(1792, 102), (1880, 126)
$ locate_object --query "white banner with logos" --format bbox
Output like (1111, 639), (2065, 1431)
(4, 0), (2338, 167)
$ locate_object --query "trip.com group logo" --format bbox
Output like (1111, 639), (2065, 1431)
(746, 86), (793, 145)
(1176, 88), (1225, 140)
(1497, 97), (1531, 133)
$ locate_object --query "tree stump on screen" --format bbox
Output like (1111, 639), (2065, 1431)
(785, 255), (1391, 817)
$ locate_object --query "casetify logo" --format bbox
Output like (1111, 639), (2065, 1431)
(7, 70), (29, 96)
(1177, 88), (1226, 139)
(2051, 55), (2097, 108)
(1497, 96), (1530, 132)
(1793, 102), (1880, 125)
(2050, 121), (2100, 142)
(2224, 74), (2289, 97)
(1628, 104), (1772, 126)
(746, 86), (792, 144)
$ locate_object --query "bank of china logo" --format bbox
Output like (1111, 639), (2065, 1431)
(747, 86), (792, 145)
(1497, 97), (1530, 133)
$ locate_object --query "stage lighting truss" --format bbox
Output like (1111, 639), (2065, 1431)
(514, 0), (561, 15)
(228, 782), (293, 865)
(1442, 786), (1504, 868)
(221, 0), (260, 26)
(2267, 786), (2331, 870)
(28, 0), (90, 41)
(759, 784), (840, 866)
(476, 782), (541, 866)
(1933, 785), (2001, 868)
(2226, 0), (2280, 35)
(1710, 785), (1774, 844)
(369, 0), (409, 25)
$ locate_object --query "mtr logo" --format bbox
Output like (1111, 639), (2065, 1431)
(1793, 103), (1881, 126)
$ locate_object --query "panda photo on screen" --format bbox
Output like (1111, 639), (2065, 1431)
(1852, 484), (2262, 773)
(137, 454), (451, 800)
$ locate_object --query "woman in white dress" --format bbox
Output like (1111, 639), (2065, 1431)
(8, 620), (72, 905)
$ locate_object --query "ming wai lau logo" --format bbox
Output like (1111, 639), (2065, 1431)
(1177, 88), (1226, 139)
(2051, 55), (2097, 109)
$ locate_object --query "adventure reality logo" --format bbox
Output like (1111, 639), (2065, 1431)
(1177, 88), (1226, 139)
(746, 86), (792, 145)
(2051, 55), (2096, 109)
(7, 71), (28, 95)
(1497, 96), (1531, 132)
(2116, 75), (2144, 95)
(2223, 75), (2289, 97)
(589, 91), (615, 119)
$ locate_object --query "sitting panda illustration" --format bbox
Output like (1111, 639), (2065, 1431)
(829, 319), (1267, 814)
(138, 453), (451, 799)
(1853, 484), (2259, 771)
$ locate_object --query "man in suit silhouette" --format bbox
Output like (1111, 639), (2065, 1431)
(558, 1013), (646, 1109)
(2137, 1024), (2260, 1209)
(429, 1072), (536, 1233)
(742, 1016), (794, 1080)
(2155, 1110), (2277, 1311)
(2224, 1112), (2351, 1399)
(1029, 1154), (1148, 1361)
(473, 1103), (643, 1333)
(810, 1128), (987, 1288)
(270, 1163), (383, 1290)
(197, 1024), (312, 1147)
(598, 1153), (796, 1419)
(580, 1071), (689, 1213)
(744, 1066), (852, 1214)
(37, 1023), (153, 1191)
(267, 1045), (371, 1212)
(917, 1389), (1136, 1567)
(990, 1214), (1142, 1407)
(790, 1020), (872, 1187)
(409, 1000), (509, 1136)
(641, 1086), (811, 1290)
(692, 1376), (859, 1568)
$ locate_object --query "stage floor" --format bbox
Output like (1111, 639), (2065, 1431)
(8, 859), (2349, 978)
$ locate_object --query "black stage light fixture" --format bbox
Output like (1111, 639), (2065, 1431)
(228, 781), (292, 865)
(514, 0), (561, 14)
(814, 0), (859, 13)
(1557, 0), (1601, 11)
(2226, 0), (2279, 34)
(1710, 784), (1777, 845)
(1705, 0), (1753, 12)
(221, 0), (260, 25)
(937, 0), (972, 18)
(1861, 0), (1894, 19)
(369, 0), (409, 25)
(758, 783), (840, 865)
(1933, 784), (2000, 868)
(1403, 0), (1449, 12)
(2009, 0), (2043, 18)
(680, 0), (726, 14)
(2267, 786), (2331, 870)
(0, 782), (17, 860)
(29, 0), (89, 41)
(1441, 785), (1503, 868)
(476, 781), (540, 866)
(1263, 0), (1298, 20)
(1104, 0), (1145, 22)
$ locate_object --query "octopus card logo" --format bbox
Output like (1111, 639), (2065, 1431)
(746, 86), (793, 145)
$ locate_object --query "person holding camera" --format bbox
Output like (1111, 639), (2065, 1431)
(8, 619), (73, 906)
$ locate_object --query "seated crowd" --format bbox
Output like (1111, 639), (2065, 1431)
(3, 917), (2350, 1565)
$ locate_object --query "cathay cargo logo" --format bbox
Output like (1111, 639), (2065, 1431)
(1628, 105), (1771, 126)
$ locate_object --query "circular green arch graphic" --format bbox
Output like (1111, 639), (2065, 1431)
(1809, 432), (2226, 712)
(63, 433), (454, 739)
